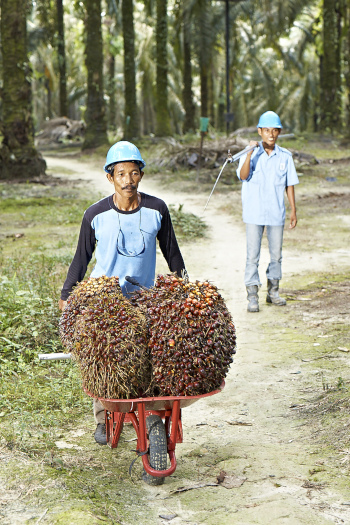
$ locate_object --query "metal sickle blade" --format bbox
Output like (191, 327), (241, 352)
(204, 144), (256, 211)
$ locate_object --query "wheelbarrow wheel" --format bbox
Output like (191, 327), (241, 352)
(142, 415), (167, 485)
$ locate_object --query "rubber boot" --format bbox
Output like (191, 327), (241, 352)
(266, 279), (286, 306)
(246, 285), (259, 312)
(94, 423), (107, 445)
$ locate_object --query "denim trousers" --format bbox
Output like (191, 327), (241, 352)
(244, 224), (284, 286)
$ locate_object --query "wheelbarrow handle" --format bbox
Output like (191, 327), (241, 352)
(38, 353), (72, 360)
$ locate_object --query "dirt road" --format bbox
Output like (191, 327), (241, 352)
(44, 155), (350, 525)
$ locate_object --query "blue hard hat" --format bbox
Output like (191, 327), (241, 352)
(257, 111), (283, 129)
(104, 141), (146, 173)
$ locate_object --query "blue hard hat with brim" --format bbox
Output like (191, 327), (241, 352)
(257, 111), (283, 129)
(104, 141), (146, 173)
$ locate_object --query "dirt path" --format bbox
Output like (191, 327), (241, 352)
(43, 156), (350, 524)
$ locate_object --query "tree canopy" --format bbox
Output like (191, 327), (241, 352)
(0, 0), (349, 177)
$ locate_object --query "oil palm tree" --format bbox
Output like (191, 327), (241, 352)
(82, 0), (108, 149)
(0, 0), (46, 179)
(229, 0), (321, 131)
(122, 0), (139, 139)
(155, 0), (172, 135)
(320, 0), (342, 131)
(181, 0), (196, 133)
(35, 0), (68, 116)
(57, 0), (68, 116)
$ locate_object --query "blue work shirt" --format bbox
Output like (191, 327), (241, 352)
(236, 142), (299, 226)
(60, 193), (185, 300)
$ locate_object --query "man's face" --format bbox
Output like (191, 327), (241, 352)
(107, 161), (143, 199)
(258, 127), (281, 148)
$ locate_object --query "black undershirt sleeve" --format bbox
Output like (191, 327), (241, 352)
(60, 214), (96, 300)
(157, 207), (186, 277)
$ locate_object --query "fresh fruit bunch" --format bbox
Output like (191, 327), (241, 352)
(59, 275), (122, 351)
(131, 274), (236, 396)
(59, 276), (150, 399)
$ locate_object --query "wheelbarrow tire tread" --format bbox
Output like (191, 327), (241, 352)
(142, 415), (167, 486)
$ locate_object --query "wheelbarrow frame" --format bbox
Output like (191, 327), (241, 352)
(85, 383), (224, 478)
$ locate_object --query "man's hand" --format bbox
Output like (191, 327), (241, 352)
(59, 299), (67, 311)
(239, 141), (259, 180)
(289, 211), (297, 229)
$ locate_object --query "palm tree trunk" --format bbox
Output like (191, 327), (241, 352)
(122, 0), (139, 139)
(208, 66), (215, 127)
(200, 59), (208, 118)
(320, 0), (342, 131)
(107, 53), (117, 130)
(344, 0), (350, 128)
(57, 0), (68, 116)
(194, 0), (210, 119)
(156, 0), (171, 136)
(0, 0), (46, 179)
(182, 8), (195, 133)
(83, 0), (108, 149)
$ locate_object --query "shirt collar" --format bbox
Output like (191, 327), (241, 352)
(259, 141), (279, 157)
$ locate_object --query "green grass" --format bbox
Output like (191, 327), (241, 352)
(169, 203), (208, 241)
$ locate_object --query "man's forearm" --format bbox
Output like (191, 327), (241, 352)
(286, 185), (296, 211)
(239, 154), (252, 180)
(286, 185), (297, 229)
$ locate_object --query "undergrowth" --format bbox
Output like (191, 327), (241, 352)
(169, 203), (207, 241)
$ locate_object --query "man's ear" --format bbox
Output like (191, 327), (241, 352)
(106, 172), (113, 183)
(257, 128), (262, 138)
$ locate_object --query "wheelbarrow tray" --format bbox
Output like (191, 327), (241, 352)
(85, 383), (224, 413)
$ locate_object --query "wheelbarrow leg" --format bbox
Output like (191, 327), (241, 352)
(165, 400), (182, 449)
(105, 410), (125, 448)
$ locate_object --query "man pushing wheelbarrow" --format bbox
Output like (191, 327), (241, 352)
(57, 141), (235, 485)
(59, 141), (187, 446)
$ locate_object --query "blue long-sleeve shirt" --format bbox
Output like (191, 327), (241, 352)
(60, 192), (185, 299)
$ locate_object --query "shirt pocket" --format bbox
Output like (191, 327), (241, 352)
(275, 163), (287, 186)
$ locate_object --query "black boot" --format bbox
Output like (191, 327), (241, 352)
(266, 279), (286, 306)
(94, 423), (107, 445)
(246, 285), (259, 312)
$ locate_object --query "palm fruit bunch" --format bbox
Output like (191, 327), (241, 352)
(59, 276), (150, 399)
(130, 274), (236, 396)
(59, 275), (122, 351)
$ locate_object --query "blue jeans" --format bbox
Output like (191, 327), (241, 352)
(244, 224), (284, 286)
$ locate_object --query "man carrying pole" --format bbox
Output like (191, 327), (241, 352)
(236, 111), (299, 313)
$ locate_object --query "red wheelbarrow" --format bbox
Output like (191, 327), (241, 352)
(38, 353), (224, 485)
(85, 384), (225, 485)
